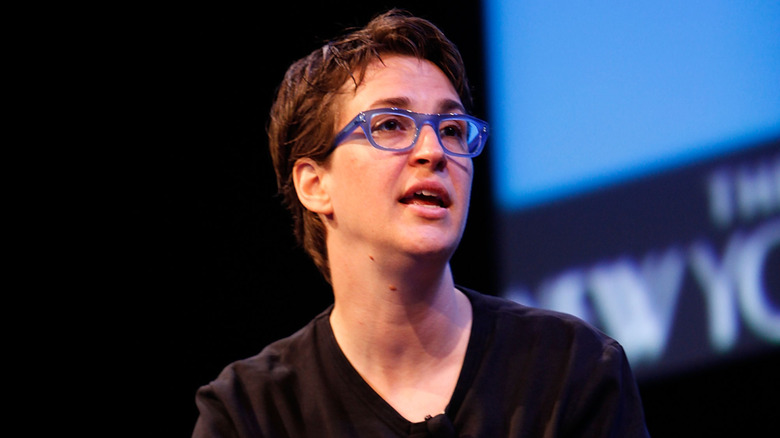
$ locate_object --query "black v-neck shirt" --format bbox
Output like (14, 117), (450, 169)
(193, 288), (650, 437)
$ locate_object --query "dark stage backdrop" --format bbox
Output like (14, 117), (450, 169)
(125, 2), (779, 436)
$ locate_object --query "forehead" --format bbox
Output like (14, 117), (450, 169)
(336, 55), (462, 121)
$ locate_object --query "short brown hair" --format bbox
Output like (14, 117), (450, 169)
(267, 9), (473, 283)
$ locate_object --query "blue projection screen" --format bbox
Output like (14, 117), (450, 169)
(484, 1), (780, 379)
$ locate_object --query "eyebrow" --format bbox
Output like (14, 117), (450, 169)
(369, 97), (466, 114)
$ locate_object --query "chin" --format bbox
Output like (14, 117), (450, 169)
(403, 232), (462, 260)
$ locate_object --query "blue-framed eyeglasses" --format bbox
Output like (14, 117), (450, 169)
(331, 108), (489, 157)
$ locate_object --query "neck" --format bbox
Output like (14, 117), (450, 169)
(329, 253), (471, 374)
(327, 249), (473, 422)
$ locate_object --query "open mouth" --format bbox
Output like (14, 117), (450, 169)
(399, 189), (451, 208)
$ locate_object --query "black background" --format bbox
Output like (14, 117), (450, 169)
(122, 2), (778, 436)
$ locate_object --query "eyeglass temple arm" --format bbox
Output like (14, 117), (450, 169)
(331, 113), (367, 149)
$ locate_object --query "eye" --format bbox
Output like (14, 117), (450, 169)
(440, 121), (465, 138)
(371, 116), (410, 133)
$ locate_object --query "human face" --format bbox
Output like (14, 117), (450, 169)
(322, 55), (474, 265)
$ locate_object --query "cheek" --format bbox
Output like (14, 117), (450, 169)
(453, 161), (474, 197)
(343, 156), (384, 189)
(329, 153), (394, 207)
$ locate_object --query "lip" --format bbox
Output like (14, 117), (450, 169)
(398, 180), (452, 217)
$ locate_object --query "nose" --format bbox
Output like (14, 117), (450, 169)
(408, 123), (447, 171)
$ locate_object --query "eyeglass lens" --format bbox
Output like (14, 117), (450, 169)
(368, 112), (480, 154)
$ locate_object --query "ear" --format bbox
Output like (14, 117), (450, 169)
(292, 158), (333, 215)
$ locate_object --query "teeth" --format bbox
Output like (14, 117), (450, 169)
(402, 188), (448, 208)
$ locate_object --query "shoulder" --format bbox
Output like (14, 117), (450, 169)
(460, 286), (617, 354)
(199, 309), (330, 397)
(193, 310), (333, 437)
(456, 288), (648, 436)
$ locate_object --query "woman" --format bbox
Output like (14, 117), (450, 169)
(193, 10), (650, 437)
